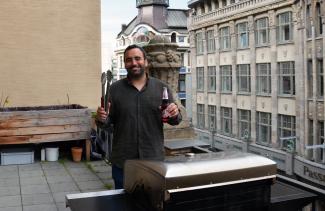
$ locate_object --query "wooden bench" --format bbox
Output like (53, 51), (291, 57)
(0, 105), (92, 161)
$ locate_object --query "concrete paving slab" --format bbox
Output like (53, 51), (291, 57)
(0, 165), (18, 172)
(0, 177), (19, 187)
(65, 167), (90, 175)
(23, 204), (57, 211)
(22, 193), (54, 206)
(49, 182), (79, 193)
(46, 175), (74, 184)
(76, 180), (105, 191)
(19, 169), (44, 178)
(0, 206), (22, 211)
(18, 163), (42, 171)
(64, 161), (87, 169)
(0, 171), (19, 179)
(70, 173), (99, 182)
(57, 202), (72, 211)
(0, 186), (20, 197)
(0, 195), (21, 208)
(44, 168), (69, 177)
(21, 184), (51, 195)
(52, 191), (80, 203)
(96, 172), (112, 180)
(20, 176), (47, 186)
(41, 162), (64, 170)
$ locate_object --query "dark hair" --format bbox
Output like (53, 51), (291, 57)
(123, 44), (147, 61)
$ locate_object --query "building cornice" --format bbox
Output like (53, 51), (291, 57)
(189, 0), (295, 31)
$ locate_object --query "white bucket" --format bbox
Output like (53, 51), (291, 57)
(45, 147), (59, 161)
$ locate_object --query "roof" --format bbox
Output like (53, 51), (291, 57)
(166, 9), (188, 28)
(117, 9), (188, 38)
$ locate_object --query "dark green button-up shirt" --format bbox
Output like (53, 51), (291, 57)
(107, 76), (181, 168)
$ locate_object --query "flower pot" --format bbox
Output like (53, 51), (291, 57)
(71, 147), (83, 162)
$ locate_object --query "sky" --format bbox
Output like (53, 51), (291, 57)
(101, 0), (189, 72)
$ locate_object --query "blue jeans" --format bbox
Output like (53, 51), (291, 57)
(112, 165), (124, 189)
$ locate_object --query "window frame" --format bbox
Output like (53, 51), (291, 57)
(278, 114), (296, 144)
(219, 27), (231, 50)
(237, 22), (249, 49)
(220, 65), (232, 93)
(256, 112), (272, 145)
(208, 66), (216, 92)
(237, 64), (251, 93)
(278, 61), (295, 96)
(208, 105), (217, 131)
(277, 11), (293, 44)
(196, 67), (204, 92)
(197, 104), (205, 129)
(317, 59), (324, 98)
(221, 107), (232, 136)
(238, 109), (251, 140)
(207, 30), (216, 53)
(256, 63), (271, 95)
(196, 32), (204, 55)
(255, 17), (269, 46)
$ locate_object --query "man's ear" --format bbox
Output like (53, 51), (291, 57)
(144, 59), (148, 67)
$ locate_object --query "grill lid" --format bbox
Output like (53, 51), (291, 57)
(124, 151), (277, 191)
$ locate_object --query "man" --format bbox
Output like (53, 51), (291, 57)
(97, 44), (182, 189)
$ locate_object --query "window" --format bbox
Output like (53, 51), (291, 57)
(221, 107), (232, 135)
(237, 64), (250, 93)
(197, 67), (204, 91)
(171, 33), (176, 43)
(318, 121), (324, 162)
(256, 112), (272, 145)
(278, 62), (295, 95)
(207, 30), (215, 53)
(278, 114), (296, 144)
(238, 109), (251, 140)
(219, 27), (230, 50)
(306, 4), (312, 38)
(277, 12), (293, 43)
(197, 104), (205, 129)
(196, 32), (204, 54)
(317, 59), (324, 98)
(208, 66), (216, 92)
(220, 65), (232, 92)
(256, 63), (271, 95)
(307, 60), (313, 98)
(316, 3), (323, 36)
(255, 18), (269, 46)
(178, 74), (186, 92)
(178, 36), (185, 43)
(237, 22), (249, 48)
(208, 105), (217, 131)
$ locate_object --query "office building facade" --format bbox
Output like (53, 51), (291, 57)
(188, 0), (324, 207)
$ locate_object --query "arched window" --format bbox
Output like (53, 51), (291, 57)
(171, 33), (177, 43)
(133, 26), (150, 44)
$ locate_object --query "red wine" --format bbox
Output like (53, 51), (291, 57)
(161, 87), (170, 123)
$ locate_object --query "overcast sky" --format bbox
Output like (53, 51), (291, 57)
(101, 0), (189, 72)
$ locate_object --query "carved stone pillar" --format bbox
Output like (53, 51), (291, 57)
(143, 35), (195, 140)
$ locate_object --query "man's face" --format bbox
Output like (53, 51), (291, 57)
(124, 48), (147, 79)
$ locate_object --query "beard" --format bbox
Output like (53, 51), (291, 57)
(126, 66), (145, 80)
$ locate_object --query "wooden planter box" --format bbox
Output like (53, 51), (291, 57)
(0, 104), (92, 160)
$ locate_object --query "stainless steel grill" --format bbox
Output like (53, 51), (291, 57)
(124, 151), (277, 210)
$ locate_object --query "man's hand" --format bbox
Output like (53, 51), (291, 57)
(165, 103), (179, 118)
(96, 103), (110, 123)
